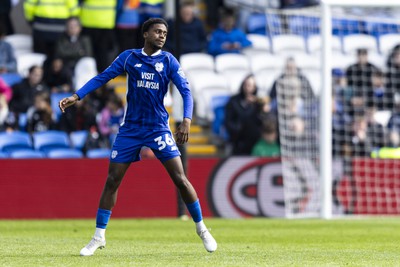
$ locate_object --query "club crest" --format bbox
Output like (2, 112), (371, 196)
(155, 62), (164, 72)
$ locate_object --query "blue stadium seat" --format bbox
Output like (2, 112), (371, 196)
(18, 113), (27, 131)
(0, 131), (32, 153)
(70, 130), (88, 150)
(86, 148), (111, 158)
(366, 21), (400, 38)
(332, 18), (365, 36)
(289, 15), (320, 37)
(10, 149), (45, 159)
(32, 130), (70, 152)
(50, 92), (71, 122)
(0, 151), (8, 158)
(0, 73), (22, 86)
(47, 148), (83, 158)
(247, 13), (283, 36)
(247, 13), (267, 35)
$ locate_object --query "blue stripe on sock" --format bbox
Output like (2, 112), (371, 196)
(186, 200), (203, 223)
(96, 208), (112, 229)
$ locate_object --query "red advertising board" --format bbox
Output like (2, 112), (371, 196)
(351, 158), (400, 214)
(0, 158), (218, 219)
(1, 157), (400, 218)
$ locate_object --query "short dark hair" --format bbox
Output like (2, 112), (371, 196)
(141, 18), (168, 35)
(372, 69), (384, 78)
(357, 48), (368, 55)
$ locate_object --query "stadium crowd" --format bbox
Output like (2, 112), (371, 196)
(0, 0), (400, 159)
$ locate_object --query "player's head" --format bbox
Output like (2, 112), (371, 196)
(142, 18), (168, 50)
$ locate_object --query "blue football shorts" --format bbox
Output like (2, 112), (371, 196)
(109, 124), (181, 163)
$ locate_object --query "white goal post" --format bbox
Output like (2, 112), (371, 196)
(320, 0), (400, 219)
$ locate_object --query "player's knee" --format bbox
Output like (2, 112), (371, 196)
(174, 175), (191, 190)
(104, 174), (120, 192)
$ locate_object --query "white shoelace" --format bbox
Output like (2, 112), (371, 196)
(86, 237), (103, 250)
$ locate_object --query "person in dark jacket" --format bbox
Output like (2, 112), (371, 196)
(9, 65), (49, 114)
(224, 74), (262, 155)
(55, 17), (93, 73)
(164, 1), (207, 55)
(0, 0), (16, 35)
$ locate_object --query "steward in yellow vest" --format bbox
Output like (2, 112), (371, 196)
(24, 0), (79, 57)
(79, 0), (118, 72)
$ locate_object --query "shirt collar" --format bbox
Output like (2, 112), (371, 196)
(141, 48), (161, 56)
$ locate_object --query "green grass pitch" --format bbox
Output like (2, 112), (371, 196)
(0, 218), (399, 266)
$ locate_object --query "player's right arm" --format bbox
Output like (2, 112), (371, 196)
(59, 51), (129, 113)
(59, 93), (79, 113)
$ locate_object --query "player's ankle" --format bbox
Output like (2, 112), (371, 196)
(94, 227), (106, 240)
(195, 220), (207, 234)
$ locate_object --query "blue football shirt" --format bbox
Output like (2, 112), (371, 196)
(75, 49), (193, 131)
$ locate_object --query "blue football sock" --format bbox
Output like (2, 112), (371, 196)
(96, 208), (112, 229)
(186, 199), (203, 223)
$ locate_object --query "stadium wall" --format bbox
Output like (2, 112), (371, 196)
(1, 157), (400, 219)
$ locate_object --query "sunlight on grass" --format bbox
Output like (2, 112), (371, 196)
(0, 218), (399, 266)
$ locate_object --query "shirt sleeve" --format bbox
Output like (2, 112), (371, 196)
(75, 52), (126, 100)
(168, 55), (193, 120)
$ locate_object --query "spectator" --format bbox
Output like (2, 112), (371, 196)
(0, 22), (17, 74)
(332, 68), (352, 111)
(0, 0), (17, 35)
(98, 93), (124, 140)
(204, 0), (225, 30)
(9, 66), (48, 114)
(84, 125), (110, 152)
(55, 17), (93, 73)
(331, 69), (352, 157)
(0, 76), (12, 103)
(269, 57), (315, 114)
(116, 0), (141, 52)
(251, 118), (280, 157)
(207, 8), (252, 56)
(43, 58), (73, 94)
(165, 1), (207, 55)
(274, 75), (316, 157)
(366, 70), (394, 110)
(0, 77), (12, 131)
(346, 48), (379, 98)
(26, 91), (56, 133)
(80, 0), (118, 72)
(387, 96), (400, 147)
(386, 44), (400, 95)
(365, 107), (387, 149)
(224, 74), (262, 155)
(348, 115), (372, 157)
(57, 97), (97, 133)
(23, 0), (80, 59)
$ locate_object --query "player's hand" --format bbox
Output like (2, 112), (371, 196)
(175, 118), (191, 145)
(59, 94), (79, 113)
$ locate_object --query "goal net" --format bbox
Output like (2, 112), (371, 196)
(268, 1), (400, 218)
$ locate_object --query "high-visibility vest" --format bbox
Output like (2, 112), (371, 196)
(80, 0), (117, 29)
(24, 0), (80, 22)
(371, 147), (400, 159)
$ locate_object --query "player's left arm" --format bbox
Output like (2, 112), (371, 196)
(168, 55), (194, 145)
